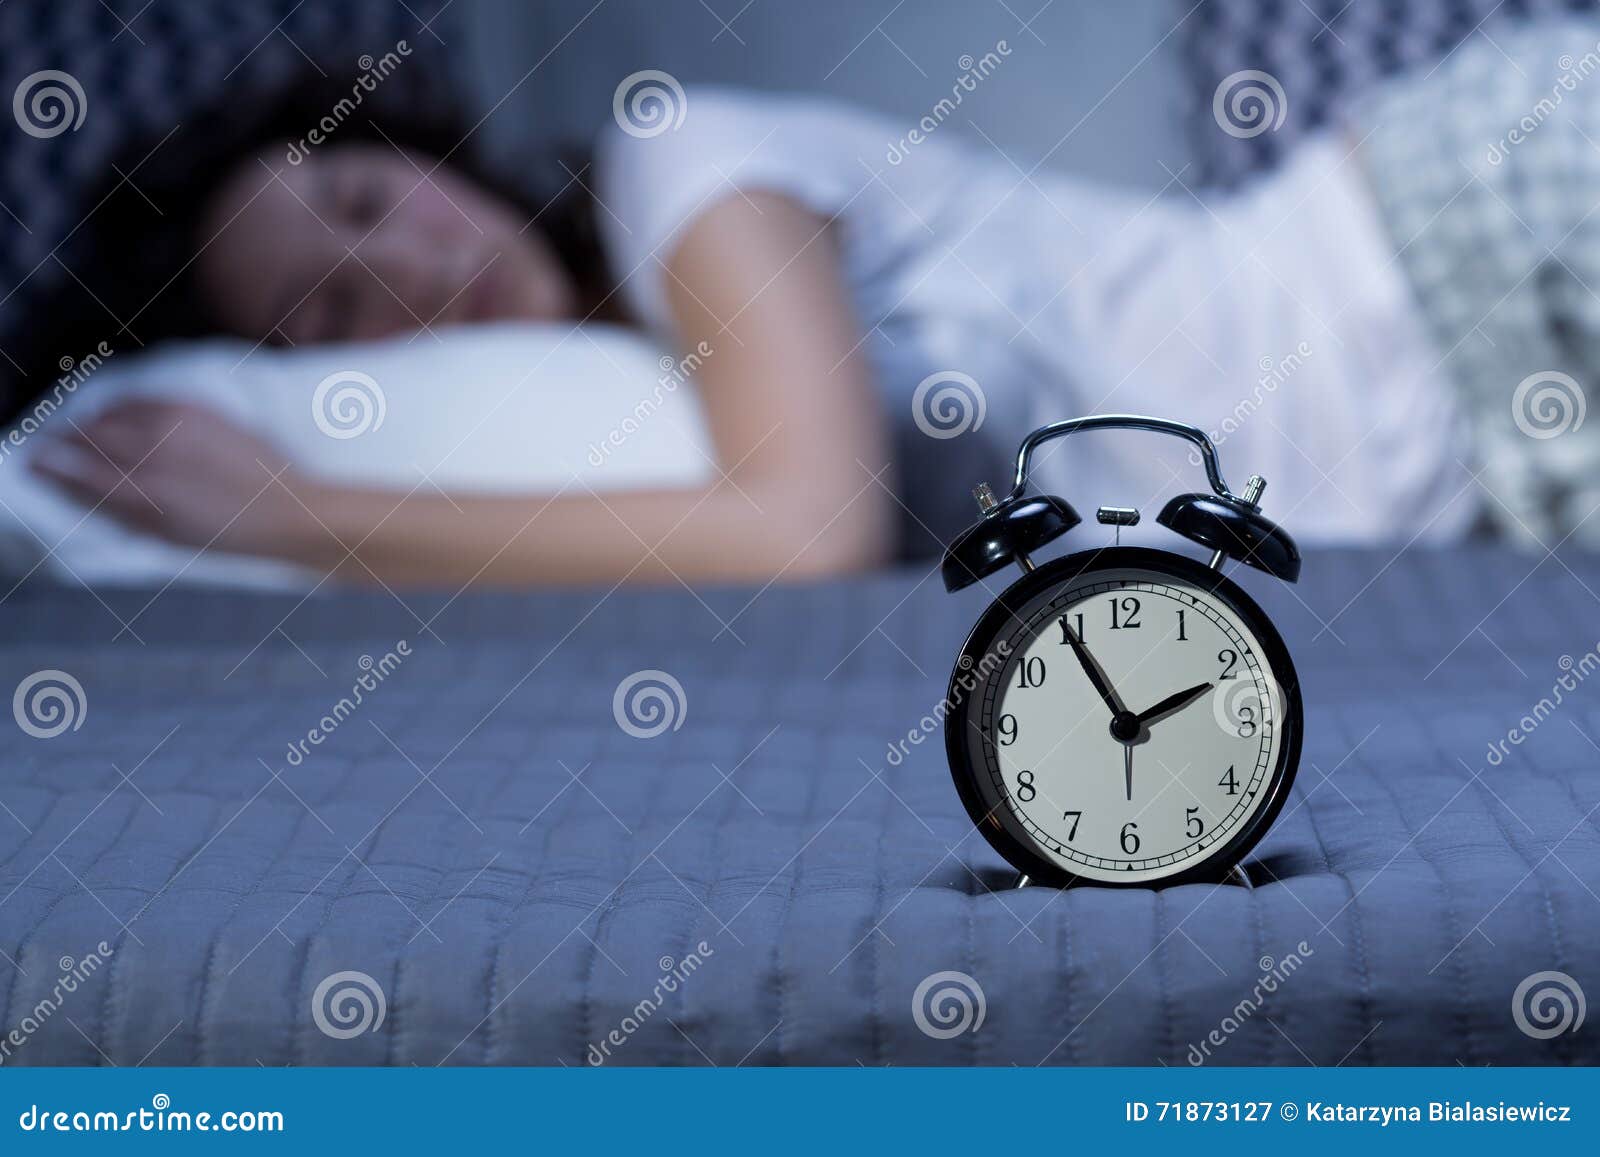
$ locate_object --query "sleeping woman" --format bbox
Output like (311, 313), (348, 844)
(27, 18), (1600, 585)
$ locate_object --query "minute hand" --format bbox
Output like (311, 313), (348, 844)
(1060, 623), (1128, 717)
(1134, 682), (1213, 728)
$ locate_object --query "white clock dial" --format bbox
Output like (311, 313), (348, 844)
(961, 566), (1286, 884)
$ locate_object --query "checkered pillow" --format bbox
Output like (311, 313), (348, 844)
(1180, 0), (1600, 187)
(0, 0), (458, 420)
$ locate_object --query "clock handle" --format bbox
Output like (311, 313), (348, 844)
(1005, 413), (1238, 504)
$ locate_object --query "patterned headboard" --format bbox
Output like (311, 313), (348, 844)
(0, 0), (459, 420)
(1180, 0), (1600, 187)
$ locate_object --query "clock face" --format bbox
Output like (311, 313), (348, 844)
(948, 550), (1300, 886)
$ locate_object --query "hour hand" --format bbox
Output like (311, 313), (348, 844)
(1134, 682), (1213, 728)
(1060, 621), (1127, 717)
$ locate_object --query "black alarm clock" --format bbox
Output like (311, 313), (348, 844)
(940, 414), (1303, 889)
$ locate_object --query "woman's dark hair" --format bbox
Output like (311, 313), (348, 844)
(14, 74), (608, 416)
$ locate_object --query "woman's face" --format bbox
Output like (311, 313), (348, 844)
(196, 143), (581, 343)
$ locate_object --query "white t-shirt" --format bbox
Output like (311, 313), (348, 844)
(596, 88), (1477, 555)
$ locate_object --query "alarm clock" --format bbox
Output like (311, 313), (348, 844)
(940, 414), (1303, 888)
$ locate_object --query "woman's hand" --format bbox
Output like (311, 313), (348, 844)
(30, 399), (322, 557)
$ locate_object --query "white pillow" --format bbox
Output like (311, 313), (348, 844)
(0, 322), (713, 588)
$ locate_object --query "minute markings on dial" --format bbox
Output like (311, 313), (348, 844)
(975, 576), (1278, 875)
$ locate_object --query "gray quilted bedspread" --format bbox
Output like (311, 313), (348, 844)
(1, 547), (1597, 1066)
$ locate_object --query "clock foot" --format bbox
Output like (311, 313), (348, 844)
(1225, 863), (1255, 890)
(1013, 873), (1032, 889)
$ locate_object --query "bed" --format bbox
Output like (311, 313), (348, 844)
(1, 545), (1596, 1066)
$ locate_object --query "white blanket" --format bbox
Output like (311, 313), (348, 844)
(0, 323), (712, 588)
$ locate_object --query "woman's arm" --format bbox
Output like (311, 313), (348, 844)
(36, 192), (894, 587)
(307, 190), (892, 586)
